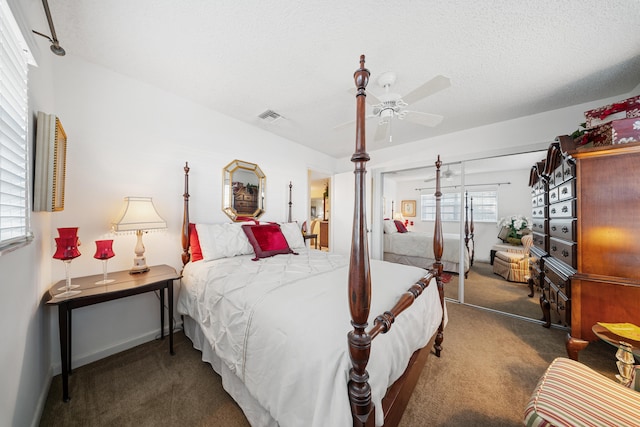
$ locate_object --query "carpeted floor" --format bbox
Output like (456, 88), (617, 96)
(446, 261), (543, 321)
(39, 298), (618, 426)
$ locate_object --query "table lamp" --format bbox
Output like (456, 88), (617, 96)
(53, 229), (82, 298)
(94, 239), (115, 284)
(111, 196), (166, 274)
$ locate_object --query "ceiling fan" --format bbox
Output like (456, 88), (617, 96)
(337, 71), (451, 142)
(424, 164), (457, 182)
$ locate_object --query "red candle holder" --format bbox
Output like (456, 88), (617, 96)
(53, 234), (82, 298)
(94, 240), (115, 284)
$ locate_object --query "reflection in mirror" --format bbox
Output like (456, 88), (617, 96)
(382, 150), (548, 322)
(222, 159), (266, 221)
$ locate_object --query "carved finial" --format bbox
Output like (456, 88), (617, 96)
(435, 155), (442, 170)
(353, 54), (370, 94)
(184, 161), (190, 174)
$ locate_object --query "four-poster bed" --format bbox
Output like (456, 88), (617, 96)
(177, 55), (446, 426)
(383, 191), (474, 277)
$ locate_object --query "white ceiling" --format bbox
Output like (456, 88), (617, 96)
(36, 1), (640, 159)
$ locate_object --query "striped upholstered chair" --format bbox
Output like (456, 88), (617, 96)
(493, 233), (534, 283)
(524, 357), (640, 426)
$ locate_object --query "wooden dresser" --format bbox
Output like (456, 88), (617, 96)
(529, 140), (577, 328)
(565, 139), (640, 358)
(529, 137), (640, 359)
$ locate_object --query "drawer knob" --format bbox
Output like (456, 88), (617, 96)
(562, 226), (569, 233)
(552, 245), (557, 251)
(562, 249), (569, 257)
(551, 225), (557, 231)
(562, 188), (568, 194)
(562, 206), (568, 213)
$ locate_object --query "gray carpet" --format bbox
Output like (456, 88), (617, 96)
(40, 301), (618, 426)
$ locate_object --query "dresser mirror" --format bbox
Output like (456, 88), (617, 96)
(222, 159), (266, 221)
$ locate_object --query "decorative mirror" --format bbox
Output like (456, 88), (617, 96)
(222, 159), (266, 221)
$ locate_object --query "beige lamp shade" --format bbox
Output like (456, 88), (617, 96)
(112, 196), (166, 273)
(112, 197), (166, 232)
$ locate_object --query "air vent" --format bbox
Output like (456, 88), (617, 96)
(258, 109), (283, 123)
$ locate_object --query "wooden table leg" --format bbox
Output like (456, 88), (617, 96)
(169, 280), (174, 355)
(160, 286), (165, 340)
(58, 303), (70, 402)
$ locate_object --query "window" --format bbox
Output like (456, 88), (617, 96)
(420, 190), (498, 222)
(0, 0), (33, 253)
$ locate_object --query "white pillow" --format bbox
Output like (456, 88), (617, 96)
(280, 222), (306, 249)
(383, 219), (397, 234)
(195, 222), (254, 260)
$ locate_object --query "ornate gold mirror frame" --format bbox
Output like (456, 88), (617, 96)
(222, 159), (266, 221)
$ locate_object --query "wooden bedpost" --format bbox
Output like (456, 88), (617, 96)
(348, 54), (374, 427)
(181, 162), (191, 265)
(287, 181), (293, 222)
(433, 156), (445, 357)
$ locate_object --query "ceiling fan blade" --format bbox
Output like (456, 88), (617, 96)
(348, 88), (382, 105)
(333, 114), (377, 131)
(402, 110), (444, 127)
(374, 120), (390, 142)
(402, 75), (451, 105)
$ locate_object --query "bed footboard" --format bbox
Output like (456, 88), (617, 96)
(347, 55), (445, 427)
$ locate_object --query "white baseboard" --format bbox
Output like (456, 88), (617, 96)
(31, 366), (53, 427)
(50, 322), (183, 376)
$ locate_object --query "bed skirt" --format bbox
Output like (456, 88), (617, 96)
(182, 316), (278, 426)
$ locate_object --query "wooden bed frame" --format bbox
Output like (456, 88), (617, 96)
(179, 55), (445, 427)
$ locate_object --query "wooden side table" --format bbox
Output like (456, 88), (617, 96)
(45, 264), (181, 402)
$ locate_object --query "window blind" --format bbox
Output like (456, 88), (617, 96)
(0, 0), (32, 252)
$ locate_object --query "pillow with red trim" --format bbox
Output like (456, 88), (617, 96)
(189, 223), (203, 262)
(242, 223), (296, 260)
(394, 220), (408, 233)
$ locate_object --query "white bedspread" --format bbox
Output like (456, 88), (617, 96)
(177, 249), (443, 427)
(384, 232), (469, 272)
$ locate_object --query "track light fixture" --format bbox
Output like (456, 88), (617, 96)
(32, 0), (65, 56)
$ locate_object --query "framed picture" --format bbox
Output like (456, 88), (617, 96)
(34, 112), (67, 212)
(401, 200), (416, 217)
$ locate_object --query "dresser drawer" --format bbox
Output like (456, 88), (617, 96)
(532, 205), (547, 218)
(556, 292), (571, 327)
(549, 218), (576, 241)
(557, 179), (575, 202)
(562, 160), (575, 181)
(532, 232), (547, 251)
(549, 237), (577, 268)
(552, 165), (563, 186)
(543, 261), (571, 298)
(549, 199), (576, 218)
(548, 187), (559, 204)
(532, 192), (546, 207)
(531, 218), (547, 234)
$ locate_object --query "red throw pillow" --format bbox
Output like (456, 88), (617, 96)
(242, 223), (295, 260)
(394, 220), (408, 233)
(189, 223), (203, 262)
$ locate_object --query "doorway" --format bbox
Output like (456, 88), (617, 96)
(308, 169), (331, 251)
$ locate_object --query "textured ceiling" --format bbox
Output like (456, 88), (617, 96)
(37, 0), (640, 159)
